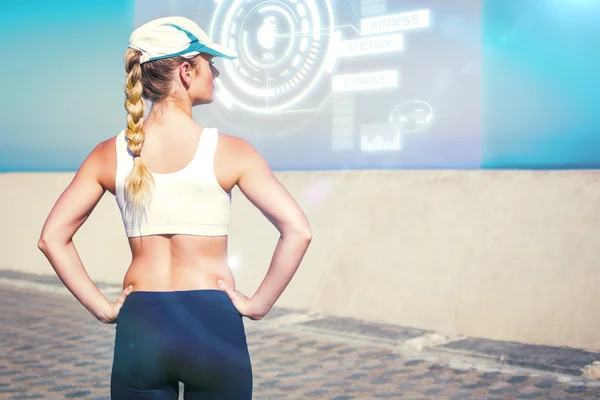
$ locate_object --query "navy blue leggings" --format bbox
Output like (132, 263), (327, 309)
(110, 290), (252, 399)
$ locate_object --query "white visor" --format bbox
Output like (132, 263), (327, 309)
(128, 16), (238, 64)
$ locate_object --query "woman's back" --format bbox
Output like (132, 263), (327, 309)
(98, 112), (260, 292)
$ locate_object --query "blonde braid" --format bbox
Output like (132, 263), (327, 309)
(123, 49), (154, 212)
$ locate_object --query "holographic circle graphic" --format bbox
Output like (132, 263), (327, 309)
(389, 100), (434, 133)
(209, 0), (334, 114)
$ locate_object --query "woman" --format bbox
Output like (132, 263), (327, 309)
(37, 16), (312, 399)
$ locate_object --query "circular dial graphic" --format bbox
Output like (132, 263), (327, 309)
(209, 0), (334, 114)
(390, 100), (434, 133)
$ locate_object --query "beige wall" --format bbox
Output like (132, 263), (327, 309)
(1, 171), (599, 351)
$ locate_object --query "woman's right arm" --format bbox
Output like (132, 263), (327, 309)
(37, 139), (128, 323)
(228, 138), (312, 320)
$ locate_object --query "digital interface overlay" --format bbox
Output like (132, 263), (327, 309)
(135, 0), (482, 169)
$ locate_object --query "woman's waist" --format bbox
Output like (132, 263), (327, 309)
(123, 258), (234, 292)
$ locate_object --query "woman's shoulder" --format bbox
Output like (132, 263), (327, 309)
(90, 135), (119, 160)
(76, 134), (121, 191)
(213, 131), (271, 181)
(215, 131), (259, 156)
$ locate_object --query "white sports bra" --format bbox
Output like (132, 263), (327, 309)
(114, 127), (231, 238)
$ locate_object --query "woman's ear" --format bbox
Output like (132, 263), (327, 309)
(179, 62), (195, 87)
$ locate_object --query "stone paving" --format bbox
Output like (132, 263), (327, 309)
(2, 283), (600, 399)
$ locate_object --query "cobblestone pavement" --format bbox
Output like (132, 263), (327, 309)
(2, 283), (600, 399)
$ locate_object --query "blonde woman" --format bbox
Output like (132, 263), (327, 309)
(37, 16), (312, 399)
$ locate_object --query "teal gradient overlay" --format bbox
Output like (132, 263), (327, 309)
(482, 0), (600, 168)
(1, 1), (599, 171)
(0, 0), (134, 171)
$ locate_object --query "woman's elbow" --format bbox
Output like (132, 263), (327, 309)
(37, 231), (66, 253)
(302, 226), (313, 243)
(289, 224), (312, 243)
(276, 214), (312, 242)
(37, 235), (54, 253)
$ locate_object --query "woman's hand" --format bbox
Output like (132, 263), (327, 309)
(99, 285), (134, 324)
(218, 280), (264, 320)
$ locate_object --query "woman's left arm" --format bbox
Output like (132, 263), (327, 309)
(37, 139), (129, 323)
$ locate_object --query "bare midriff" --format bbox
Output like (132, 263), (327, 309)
(122, 234), (236, 292)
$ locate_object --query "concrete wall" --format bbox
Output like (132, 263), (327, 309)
(1, 171), (599, 351)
